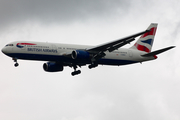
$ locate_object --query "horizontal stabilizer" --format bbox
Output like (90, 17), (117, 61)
(141, 46), (175, 57)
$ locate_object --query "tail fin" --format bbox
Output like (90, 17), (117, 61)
(130, 23), (158, 53)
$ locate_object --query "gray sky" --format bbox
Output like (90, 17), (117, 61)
(0, 0), (180, 120)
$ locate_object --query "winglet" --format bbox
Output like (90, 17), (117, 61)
(141, 46), (175, 57)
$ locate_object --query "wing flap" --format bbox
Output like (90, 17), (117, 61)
(108, 38), (135, 52)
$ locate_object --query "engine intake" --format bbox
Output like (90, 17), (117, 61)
(43, 62), (63, 72)
(71, 50), (90, 59)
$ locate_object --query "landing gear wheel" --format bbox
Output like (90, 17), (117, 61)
(14, 63), (19, 67)
(71, 70), (81, 76)
(88, 64), (98, 69)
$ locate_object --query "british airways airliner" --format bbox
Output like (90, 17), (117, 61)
(1, 23), (175, 76)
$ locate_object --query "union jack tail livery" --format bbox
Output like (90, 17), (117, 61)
(130, 23), (157, 53)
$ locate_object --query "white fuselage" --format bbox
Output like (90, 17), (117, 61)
(2, 41), (156, 66)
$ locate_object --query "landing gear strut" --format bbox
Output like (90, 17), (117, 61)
(13, 58), (19, 67)
(71, 65), (81, 76)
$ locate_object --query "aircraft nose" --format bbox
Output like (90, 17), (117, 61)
(1, 47), (6, 54)
(1, 47), (4, 53)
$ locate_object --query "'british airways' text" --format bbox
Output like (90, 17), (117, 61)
(27, 48), (57, 53)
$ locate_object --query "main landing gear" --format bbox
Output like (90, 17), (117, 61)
(88, 61), (98, 69)
(71, 70), (81, 76)
(71, 65), (81, 76)
(88, 63), (98, 69)
(13, 58), (19, 67)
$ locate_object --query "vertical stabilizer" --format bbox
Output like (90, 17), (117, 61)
(130, 23), (158, 53)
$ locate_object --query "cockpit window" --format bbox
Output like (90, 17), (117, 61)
(5, 44), (13, 47)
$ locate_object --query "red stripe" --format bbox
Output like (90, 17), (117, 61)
(140, 27), (157, 38)
(17, 43), (36, 45)
(134, 43), (150, 53)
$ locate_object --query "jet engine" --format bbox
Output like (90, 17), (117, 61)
(43, 62), (63, 72)
(71, 50), (90, 59)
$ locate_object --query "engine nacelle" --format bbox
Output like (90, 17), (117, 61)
(71, 50), (90, 59)
(43, 62), (63, 72)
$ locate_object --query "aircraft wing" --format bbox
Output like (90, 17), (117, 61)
(85, 30), (150, 61)
(87, 30), (150, 53)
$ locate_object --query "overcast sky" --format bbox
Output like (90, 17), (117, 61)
(0, 0), (180, 120)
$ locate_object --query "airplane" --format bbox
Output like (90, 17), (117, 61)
(1, 23), (175, 76)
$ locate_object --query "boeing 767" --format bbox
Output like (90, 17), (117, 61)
(1, 23), (175, 76)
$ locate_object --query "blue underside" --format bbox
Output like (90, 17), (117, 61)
(6, 53), (138, 65)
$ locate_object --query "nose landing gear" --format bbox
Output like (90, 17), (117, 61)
(13, 58), (19, 67)
(14, 63), (19, 67)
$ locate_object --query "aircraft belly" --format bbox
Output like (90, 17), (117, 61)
(98, 58), (138, 65)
